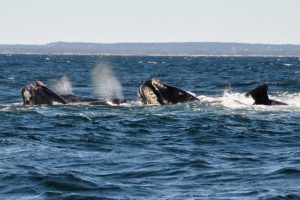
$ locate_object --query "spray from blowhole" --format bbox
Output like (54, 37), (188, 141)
(53, 75), (73, 94)
(91, 63), (123, 100)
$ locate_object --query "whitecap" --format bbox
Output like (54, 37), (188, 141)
(147, 61), (157, 64)
(283, 63), (293, 67)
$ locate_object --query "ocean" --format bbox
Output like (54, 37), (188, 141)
(0, 55), (300, 199)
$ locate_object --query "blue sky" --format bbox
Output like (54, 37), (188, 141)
(0, 0), (299, 44)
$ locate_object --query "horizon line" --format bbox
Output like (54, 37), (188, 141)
(1, 41), (300, 46)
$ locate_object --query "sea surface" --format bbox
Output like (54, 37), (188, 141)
(0, 55), (300, 200)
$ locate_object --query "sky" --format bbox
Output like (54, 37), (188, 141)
(0, 0), (299, 44)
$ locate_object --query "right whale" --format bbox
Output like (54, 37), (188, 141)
(20, 81), (127, 106)
(138, 78), (199, 105)
(245, 85), (287, 105)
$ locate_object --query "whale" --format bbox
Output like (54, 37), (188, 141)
(21, 79), (198, 106)
(21, 81), (127, 105)
(138, 78), (199, 105)
(245, 85), (287, 105)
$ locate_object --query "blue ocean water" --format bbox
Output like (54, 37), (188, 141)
(0, 55), (300, 200)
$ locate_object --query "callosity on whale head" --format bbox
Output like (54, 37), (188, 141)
(138, 78), (199, 105)
(21, 81), (67, 105)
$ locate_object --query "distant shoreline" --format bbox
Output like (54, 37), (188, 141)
(1, 42), (300, 57)
(1, 53), (300, 58)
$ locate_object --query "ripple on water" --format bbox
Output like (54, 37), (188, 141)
(0, 56), (300, 199)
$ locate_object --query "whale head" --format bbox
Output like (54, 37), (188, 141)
(21, 81), (67, 105)
(138, 79), (198, 105)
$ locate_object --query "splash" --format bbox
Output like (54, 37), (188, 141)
(91, 63), (123, 100)
(54, 75), (73, 94)
(273, 93), (300, 107)
(198, 90), (253, 109)
(198, 89), (300, 111)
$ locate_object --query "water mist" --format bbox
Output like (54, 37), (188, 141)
(91, 63), (123, 100)
(53, 75), (73, 94)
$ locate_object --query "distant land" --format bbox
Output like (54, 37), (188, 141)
(1, 42), (300, 56)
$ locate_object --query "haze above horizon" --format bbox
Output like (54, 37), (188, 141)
(0, 0), (299, 45)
